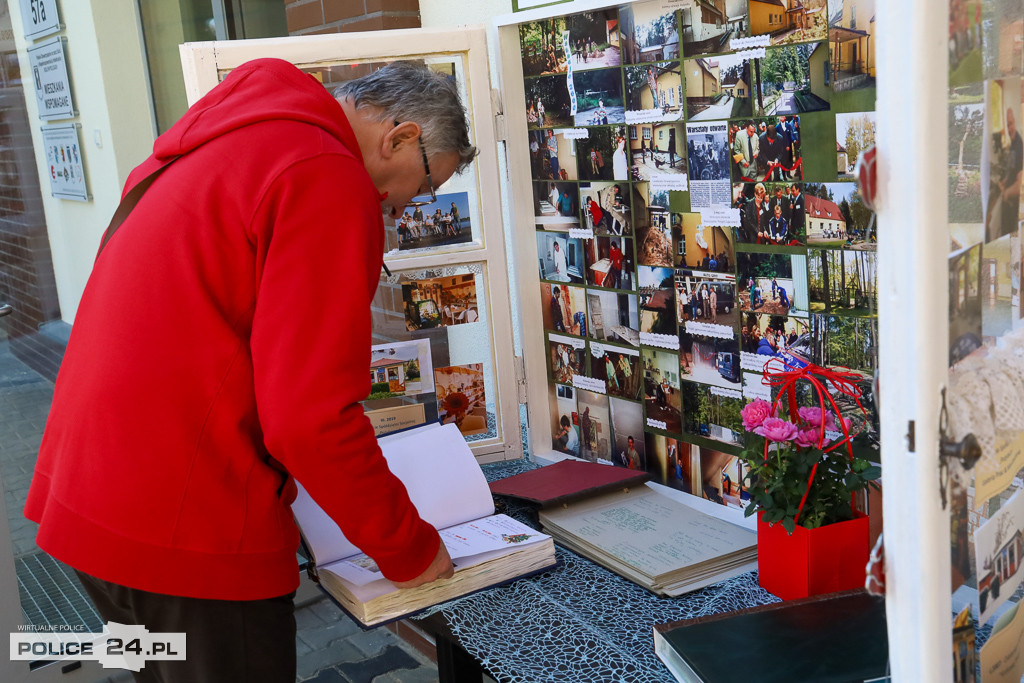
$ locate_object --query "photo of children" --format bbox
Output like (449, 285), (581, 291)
(645, 433), (690, 491)
(548, 333), (586, 384)
(625, 62), (684, 123)
(587, 290), (640, 346)
(534, 181), (580, 231)
(550, 383), (580, 456)
(748, 43), (831, 116)
(803, 182), (873, 248)
(369, 339), (434, 399)
(731, 117), (802, 182)
(537, 232), (586, 283)
(585, 235), (635, 289)
(578, 388), (612, 463)
(526, 74), (574, 129)
(699, 446), (749, 509)
(591, 341), (642, 400)
(828, 0), (877, 91)
(642, 347), (682, 433)
(636, 215), (674, 267)
(686, 121), (731, 181)
(402, 274), (479, 330)
(733, 182), (806, 245)
(541, 283), (587, 335)
(737, 251), (805, 315)
(684, 54), (752, 122)
(681, 0), (748, 57)
(681, 381), (745, 447)
(577, 127), (630, 182)
(568, 10), (622, 70)
(808, 248), (877, 316)
(434, 364), (488, 436)
(740, 313), (810, 372)
(580, 181), (632, 234)
(639, 265), (678, 338)
(674, 213), (734, 271)
(982, 77), (1023, 244)
(630, 122), (687, 180)
(530, 129), (577, 181)
(619, 1), (680, 66)
(519, 17), (569, 78)
(836, 111), (875, 178)
(573, 68), (626, 126)
(676, 270), (739, 337)
(610, 397), (646, 470)
(749, 0), (828, 46)
(396, 192), (473, 251)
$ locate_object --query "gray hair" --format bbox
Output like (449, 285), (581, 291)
(334, 62), (478, 173)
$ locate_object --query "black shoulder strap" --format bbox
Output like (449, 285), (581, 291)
(96, 156), (180, 259)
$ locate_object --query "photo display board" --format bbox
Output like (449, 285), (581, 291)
(518, 0), (878, 513)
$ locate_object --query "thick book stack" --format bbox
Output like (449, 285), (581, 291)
(293, 423), (557, 628)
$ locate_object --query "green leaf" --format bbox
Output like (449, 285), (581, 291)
(861, 465), (882, 481)
(782, 517), (796, 535)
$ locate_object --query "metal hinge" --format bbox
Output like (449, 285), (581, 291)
(514, 355), (528, 404)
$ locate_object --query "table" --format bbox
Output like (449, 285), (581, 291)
(411, 460), (779, 683)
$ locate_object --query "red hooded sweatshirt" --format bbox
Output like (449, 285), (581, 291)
(24, 58), (441, 600)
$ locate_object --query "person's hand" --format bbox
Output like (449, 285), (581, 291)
(392, 542), (454, 589)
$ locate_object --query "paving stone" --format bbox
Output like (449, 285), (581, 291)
(295, 604), (329, 632)
(296, 639), (364, 681)
(335, 645), (418, 683)
(347, 626), (398, 658)
(298, 614), (363, 651)
(303, 666), (349, 683)
(372, 664), (440, 683)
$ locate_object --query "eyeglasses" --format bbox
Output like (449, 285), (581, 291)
(398, 121), (436, 208)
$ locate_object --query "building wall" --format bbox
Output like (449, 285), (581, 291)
(808, 44), (830, 100)
(285, 0), (421, 34)
(749, 1), (785, 35)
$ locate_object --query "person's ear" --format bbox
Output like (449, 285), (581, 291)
(381, 120), (421, 160)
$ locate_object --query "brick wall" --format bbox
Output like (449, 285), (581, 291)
(285, 0), (420, 35)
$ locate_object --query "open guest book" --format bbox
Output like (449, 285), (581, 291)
(293, 423), (557, 628)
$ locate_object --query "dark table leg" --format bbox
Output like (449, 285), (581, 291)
(435, 633), (484, 683)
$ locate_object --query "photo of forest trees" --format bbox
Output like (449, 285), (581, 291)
(808, 249), (877, 315)
(808, 314), (877, 373)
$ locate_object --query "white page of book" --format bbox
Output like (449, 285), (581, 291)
(541, 488), (755, 577)
(329, 514), (550, 586)
(293, 422), (495, 565)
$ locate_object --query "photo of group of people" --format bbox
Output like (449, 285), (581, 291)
(739, 313), (810, 370)
(734, 181), (806, 245)
(731, 116), (803, 182)
(548, 333), (586, 384)
(591, 341), (642, 400)
(402, 274), (479, 330)
(676, 270), (739, 337)
(396, 192), (472, 251)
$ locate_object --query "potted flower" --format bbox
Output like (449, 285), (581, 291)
(739, 362), (880, 600)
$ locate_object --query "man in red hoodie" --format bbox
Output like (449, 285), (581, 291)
(25, 59), (476, 681)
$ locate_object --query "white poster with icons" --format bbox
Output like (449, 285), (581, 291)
(40, 124), (88, 201)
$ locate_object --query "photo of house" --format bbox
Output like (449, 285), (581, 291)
(619, 1), (679, 65)
(749, 0), (828, 46)
(624, 62), (684, 123)
(748, 43), (830, 116)
(629, 122), (686, 180)
(685, 53), (751, 121)
(368, 339), (434, 399)
(673, 212), (734, 271)
(828, 0), (876, 92)
(680, 0), (749, 57)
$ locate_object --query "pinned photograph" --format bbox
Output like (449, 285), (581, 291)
(396, 192), (472, 251)
(434, 364), (488, 436)
(577, 128), (631, 181)
(747, 43), (831, 116)
(530, 129), (577, 181)
(639, 265), (678, 338)
(591, 341), (642, 400)
(733, 181), (806, 245)
(676, 270), (739, 337)
(686, 121), (731, 181)
(630, 122), (687, 180)
(684, 332), (742, 390)
(625, 62), (684, 124)
(642, 347), (682, 434)
(684, 54), (753, 122)
(550, 383), (580, 456)
(698, 446), (749, 508)
(740, 312), (810, 372)
(836, 111), (875, 179)
(827, 0), (876, 91)
(609, 397), (646, 469)
(644, 433), (690, 491)
(949, 97), (984, 225)
(537, 232), (586, 284)
(541, 282), (588, 335)
(578, 388), (613, 463)
(948, 0), (982, 87)
(533, 181), (580, 231)
(949, 242), (983, 366)
(636, 213), (674, 267)
(619, 1), (680, 65)
(548, 333), (586, 384)
(975, 489), (1024, 625)
(803, 182), (873, 249)
(587, 290), (640, 346)
(981, 0), (1023, 80)
(402, 274), (479, 330)
(731, 116), (802, 182)
(369, 339), (434, 399)
(807, 313), (878, 374)
(674, 212), (735, 272)
(573, 68), (626, 126)
(749, 0), (828, 46)
(981, 77), (1023, 244)
(681, 380), (745, 447)
(585, 235), (635, 289)
(568, 10), (622, 70)
(526, 74), (574, 129)
(519, 18), (569, 78)
(737, 251), (806, 315)
(580, 181), (632, 234)
(681, 0), (749, 57)
(808, 248), (877, 316)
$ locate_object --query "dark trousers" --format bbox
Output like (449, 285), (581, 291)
(76, 570), (296, 683)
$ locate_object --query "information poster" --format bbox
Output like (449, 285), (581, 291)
(40, 124), (87, 201)
(27, 37), (73, 120)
